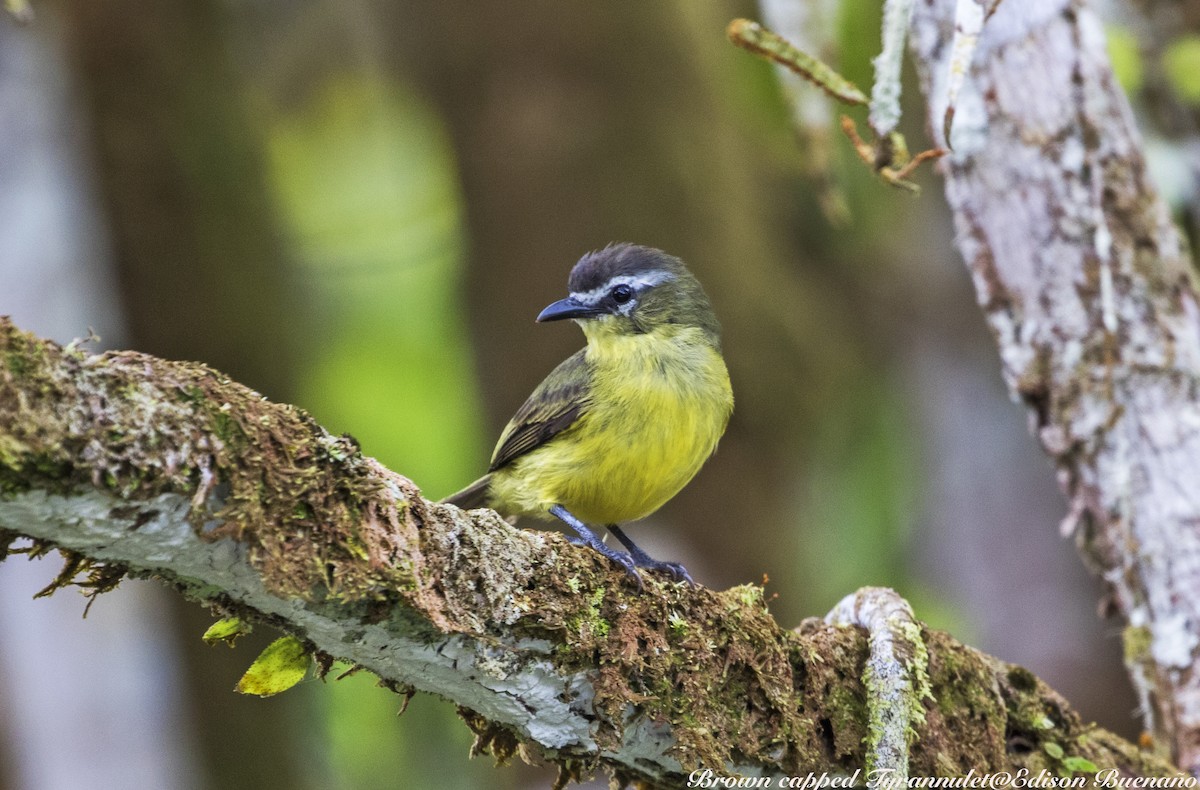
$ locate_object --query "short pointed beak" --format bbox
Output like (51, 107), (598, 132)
(536, 296), (601, 322)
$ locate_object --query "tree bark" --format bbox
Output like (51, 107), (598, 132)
(0, 316), (1178, 787)
(909, 0), (1200, 773)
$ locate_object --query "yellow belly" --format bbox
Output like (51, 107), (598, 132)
(489, 328), (732, 525)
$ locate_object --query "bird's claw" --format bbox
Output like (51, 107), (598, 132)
(607, 524), (694, 586)
(550, 506), (644, 590)
(608, 552), (644, 591)
(581, 538), (643, 591)
(642, 560), (694, 586)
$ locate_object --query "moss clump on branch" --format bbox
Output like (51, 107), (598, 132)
(0, 317), (426, 605)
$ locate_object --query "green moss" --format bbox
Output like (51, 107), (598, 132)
(668, 610), (688, 638)
(0, 318), (429, 606)
(730, 583), (765, 609)
(565, 586), (610, 640)
(208, 406), (241, 445)
(826, 679), (868, 757)
(1007, 665), (1037, 692)
(1122, 625), (1153, 664)
(6, 349), (29, 376)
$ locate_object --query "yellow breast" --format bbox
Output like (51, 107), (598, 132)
(491, 325), (733, 524)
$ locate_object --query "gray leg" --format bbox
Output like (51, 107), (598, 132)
(607, 525), (694, 586)
(549, 505), (642, 590)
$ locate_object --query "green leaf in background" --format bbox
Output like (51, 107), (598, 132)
(237, 636), (311, 697)
(263, 75), (506, 788)
(266, 76), (485, 497)
(1105, 26), (1144, 96)
(1163, 36), (1200, 104)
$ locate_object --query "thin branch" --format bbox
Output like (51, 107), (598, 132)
(942, 0), (986, 146)
(826, 588), (930, 782)
(759, 0), (852, 223)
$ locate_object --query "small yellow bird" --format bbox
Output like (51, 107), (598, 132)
(444, 243), (733, 586)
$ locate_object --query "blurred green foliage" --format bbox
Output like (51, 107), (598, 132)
(1106, 26), (1144, 96)
(266, 78), (486, 495)
(323, 674), (499, 790)
(262, 77), (504, 788)
(796, 376), (920, 610)
(1163, 35), (1200, 104)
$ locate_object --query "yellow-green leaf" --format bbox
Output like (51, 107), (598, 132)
(202, 617), (251, 646)
(236, 636), (311, 697)
(1061, 756), (1098, 774)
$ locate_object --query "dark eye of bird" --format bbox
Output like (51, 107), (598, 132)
(610, 284), (634, 304)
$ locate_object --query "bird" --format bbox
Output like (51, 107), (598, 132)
(443, 243), (733, 587)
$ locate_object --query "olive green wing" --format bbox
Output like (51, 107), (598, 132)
(489, 349), (591, 472)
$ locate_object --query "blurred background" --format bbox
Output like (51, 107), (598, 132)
(7, 0), (1197, 787)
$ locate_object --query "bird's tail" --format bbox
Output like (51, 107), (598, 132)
(441, 474), (492, 510)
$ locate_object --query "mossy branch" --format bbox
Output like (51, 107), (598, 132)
(0, 316), (1178, 787)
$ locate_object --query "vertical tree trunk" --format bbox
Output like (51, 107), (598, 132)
(910, 0), (1200, 772)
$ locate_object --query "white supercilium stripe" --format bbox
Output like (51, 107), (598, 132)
(569, 270), (675, 306)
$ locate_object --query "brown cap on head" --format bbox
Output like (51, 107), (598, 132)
(567, 243), (689, 294)
(538, 244), (721, 345)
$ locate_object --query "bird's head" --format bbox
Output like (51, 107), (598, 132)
(536, 244), (721, 345)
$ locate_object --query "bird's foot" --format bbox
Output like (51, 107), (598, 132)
(634, 558), (693, 586)
(608, 524), (695, 586)
(550, 505), (643, 590)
